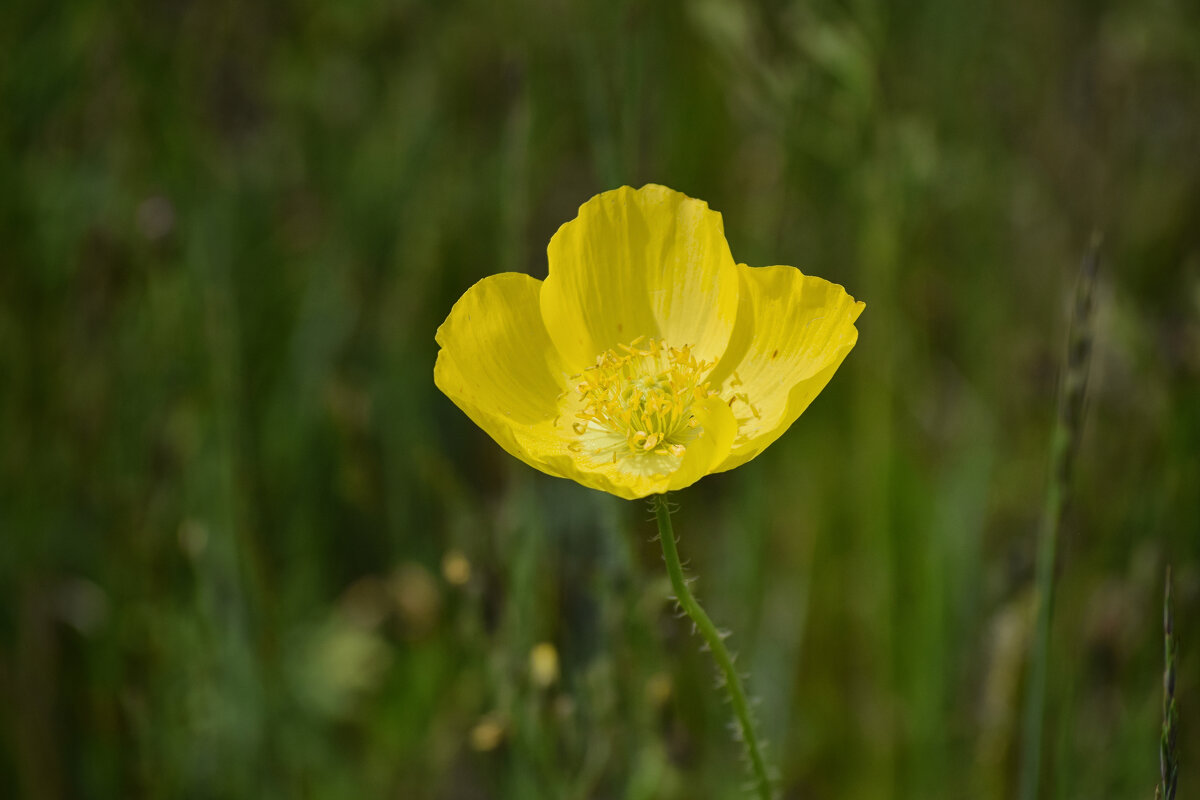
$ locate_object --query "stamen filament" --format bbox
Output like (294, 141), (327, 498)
(568, 337), (730, 466)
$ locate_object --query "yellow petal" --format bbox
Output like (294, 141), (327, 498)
(708, 264), (864, 473)
(535, 394), (737, 500)
(540, 185), (740, 372)
(434, 273), (571, 477)
(666, 395), (738, 492)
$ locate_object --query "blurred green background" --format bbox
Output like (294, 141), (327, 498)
(3, 0), (1198, 797)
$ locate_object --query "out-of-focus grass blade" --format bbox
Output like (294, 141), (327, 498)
(1018, 234), (1101, 800)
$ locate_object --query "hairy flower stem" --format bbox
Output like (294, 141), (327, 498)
(653, 495), (772, 800)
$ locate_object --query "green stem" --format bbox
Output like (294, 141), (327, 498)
(1159, 565), (1178, 800)
(1017, 238), (1100, 800)
(1017, 431), (1065, 800)
(653, 495), (772, 799)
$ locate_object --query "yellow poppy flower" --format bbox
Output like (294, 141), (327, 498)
(434, 184), (864, 500)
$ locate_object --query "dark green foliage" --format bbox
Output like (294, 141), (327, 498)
(1, 0), (1198, 798)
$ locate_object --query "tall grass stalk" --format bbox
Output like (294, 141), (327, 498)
(1017, 236), (1101, 800)
(653, 495), (773, 800)
(1157, 566), (1179, 800)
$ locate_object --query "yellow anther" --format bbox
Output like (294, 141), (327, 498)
(619, 335), (647, 354)
(568, 337), (732, 466)
(728, 391), (762, 419)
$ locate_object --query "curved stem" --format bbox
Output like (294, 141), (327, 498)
(653, 495), (772, 799)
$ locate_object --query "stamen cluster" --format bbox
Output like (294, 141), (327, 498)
(570, 337), (714, 461)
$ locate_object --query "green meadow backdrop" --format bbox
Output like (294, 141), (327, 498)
(3, 0), (1198, 797)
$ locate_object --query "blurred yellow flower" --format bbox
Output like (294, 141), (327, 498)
(435, 184), (864, 500)
(529, 642), (560, 688)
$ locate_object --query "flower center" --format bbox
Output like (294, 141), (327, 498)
(567, 337), (716, 462)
